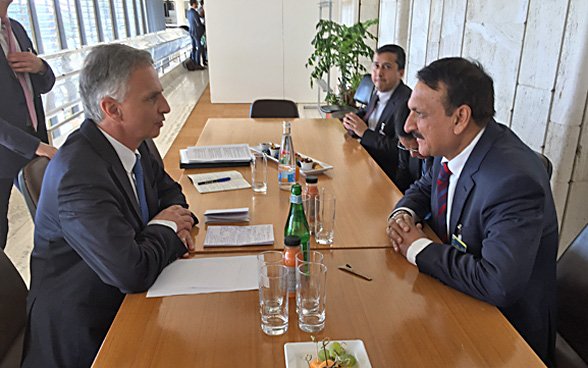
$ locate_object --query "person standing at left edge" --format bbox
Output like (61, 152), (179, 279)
(0, 0), (56, 249)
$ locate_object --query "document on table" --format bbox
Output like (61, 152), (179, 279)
(204, 224), (274, 247)
(146, 255), (258, 298)
(204, 207), (250, 223)
(179, 144), (252, 169)
(188, 170), (251, 193)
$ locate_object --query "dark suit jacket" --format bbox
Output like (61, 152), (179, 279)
(395, 151), (433, 193)
(187, 7), (205, 38)
(358, 81), (411, 179)
(0, 18), (55, 179)
(395, 119), (558, 364)
(22, 120), (191, 368)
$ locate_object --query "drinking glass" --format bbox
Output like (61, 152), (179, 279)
(315, 193), (336, 245)
(259, 264), (289, 335)
(295, 250), (324, 267)
(257, 251), (283, 270)
(296, 262), (327, 333)
(251, 151), (267, 193)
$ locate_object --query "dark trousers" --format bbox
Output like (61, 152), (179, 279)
(190, 34), (205, 66)
(0, 178), (13, 250)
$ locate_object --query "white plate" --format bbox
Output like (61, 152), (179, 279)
(251, 145), (333, 175)
(284, 340), (372, 368)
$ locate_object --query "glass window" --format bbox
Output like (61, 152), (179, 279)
(112, 0), (127, 39)
(126, 0), (137, 37)
(59, 0), (81, 49)
(79, 0), (99, 45)
(97, 0), (115, 42)
(134, 0), (144, 34)
(35, 0), (61, 53)
(7, 0), (34, 46)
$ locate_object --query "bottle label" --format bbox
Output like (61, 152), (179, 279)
(286, 266), (296, 295)
(279, 169), (296, 183)
(290, 194), (302, 204)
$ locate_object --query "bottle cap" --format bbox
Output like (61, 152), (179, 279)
(305, 176), (318, 184)
(284, 235), (301, 247)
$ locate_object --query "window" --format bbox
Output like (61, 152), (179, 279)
(79, 0), (99, 45)
(97, 0), (115, 42)
(35, 0), (61, 54)
(126, 0), (137, 37)
(59, 0), (81, 49)
(135, 0), (144, 34)
(112, 0), (127, 39)
(8, 0), (34, 47)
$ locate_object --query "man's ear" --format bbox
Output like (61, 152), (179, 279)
(100, 97), (122, 122)
(453, 105), (471, 135)
(399, 68), (405, 79)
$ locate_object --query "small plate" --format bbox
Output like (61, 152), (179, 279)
(250, 145), (333, 176)
(284, 340), (371, 368)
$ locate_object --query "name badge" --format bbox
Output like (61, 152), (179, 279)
(378, 122), (386, 136)
(450, 224), (467, 252)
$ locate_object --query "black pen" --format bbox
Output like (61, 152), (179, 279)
(197, 177), (231, 185)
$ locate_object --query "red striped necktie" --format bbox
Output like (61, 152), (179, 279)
(436, 162), (452, 243)
(1, 16), (38, 131)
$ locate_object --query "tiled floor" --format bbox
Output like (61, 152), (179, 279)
(4, 66), (209, 286)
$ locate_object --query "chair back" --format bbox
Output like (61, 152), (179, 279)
(17, 156), (50, 221)
(535, 151), (553, 180)
(145, 138), (164, 168)
(249, 99), (299, 118)
(0, 249), (28, 368)
(353, 74), (374, 106)
(556, 223), (588, 366)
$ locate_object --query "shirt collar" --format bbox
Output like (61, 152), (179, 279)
(97, 126), (140, 173)
(442, 126), (486, 178)
(376, 82), (399, 105)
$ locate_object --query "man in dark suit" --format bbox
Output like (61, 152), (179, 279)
(22, 44), (198, 368)
(187, 0), (205, 69)
(0, 0), (56, 249)
(343, 44), (411, 180)
(394, 117), (433, 193)
(387, 58), (557, 366)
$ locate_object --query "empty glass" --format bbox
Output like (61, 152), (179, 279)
(296, 262), (327, 333)
(259, 264), (289, 335)
(251, 151), (267, 193)
(315, 193), (336, 245)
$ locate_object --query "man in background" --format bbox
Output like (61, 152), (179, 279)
(22, 44), (198, 368)
(187, 0), (205, 70)
(394, 116), (432, 193)
(387, 58), (557, 366)
(342, 44), (411, 180)
(0, 0), (56, 249)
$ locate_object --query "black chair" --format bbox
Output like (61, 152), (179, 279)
(145, 138), (164, 168)
(249, 99), (299, 119)
(556, 223), (588, 367)
(0, 248), (28, 368)
(353, 73), (375, 107)
(536, 151), (553, 180)
(17, 156), (50, 221)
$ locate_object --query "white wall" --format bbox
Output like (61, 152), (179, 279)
(377, 0), (588, 253)
(205, 0), (318, 103)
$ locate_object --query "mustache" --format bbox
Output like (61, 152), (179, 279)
(411, 131), (424, 140)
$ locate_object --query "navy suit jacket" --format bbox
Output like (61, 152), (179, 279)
(22, 120), (192, 368)
(187, 7), (205, 38)
(358, 81), (411, 180)
(0, 18), (55, 179)
(395, 119), (558, 364)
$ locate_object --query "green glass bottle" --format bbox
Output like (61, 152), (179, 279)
(284, 184), (310, 262)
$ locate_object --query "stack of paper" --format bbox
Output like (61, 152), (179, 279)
(188, 170), (251, 193)
(204, 224), (274, 247)
(180, 144), (252, 169)
(204, 208), (250, 223)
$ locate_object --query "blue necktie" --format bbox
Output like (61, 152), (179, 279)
(436, 162), (451, 243)
(132, 154), (149, 224)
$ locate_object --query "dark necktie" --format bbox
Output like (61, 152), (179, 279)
(436, 162), (452, 243)
(132, 154), (149, 224)
(362, 94), (379, 123)
(1, 16), (38, 131)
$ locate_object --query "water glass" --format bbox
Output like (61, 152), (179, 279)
(296, 262), (327, 333)
(259, 264), (289, 335)
(257, 251), (283, 270)
(295, 250), (324, 267)
(251, 151), (267, 193)
(315, 193), (336, 245)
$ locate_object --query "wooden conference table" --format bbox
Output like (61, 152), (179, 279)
(92, 119), (544, 367)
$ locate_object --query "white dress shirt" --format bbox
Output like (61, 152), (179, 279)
(367, 84), (397, 131)
(1, 17), (35, 105)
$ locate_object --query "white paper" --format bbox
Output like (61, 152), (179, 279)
(204, 225), (274, 247)
(204, 207), (250, 223)
(146, 255), (259, 298)
(188, 170), (251, 193)
(184, 144), (252, 163)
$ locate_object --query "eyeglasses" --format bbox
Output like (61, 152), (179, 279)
(397, 141), (420, 154)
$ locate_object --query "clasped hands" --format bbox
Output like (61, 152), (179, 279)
(386, 213), (427, 257)
(342, 112), (368, 138)
(153, 205), (195, 254)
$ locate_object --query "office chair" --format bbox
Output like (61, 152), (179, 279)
(353, 74), (375, 107)
(0, 248), (28, 368)
(145, 138), (164, 168)
(535, 151), (553, 180)
(17, 156), (50, 221)
(555, 223), (588, 368)
(249, 99), (299, 119)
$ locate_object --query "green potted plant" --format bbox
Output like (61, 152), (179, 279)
(306, 18), (378, 107)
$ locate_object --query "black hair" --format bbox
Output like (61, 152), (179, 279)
(375, 44), (406, 70)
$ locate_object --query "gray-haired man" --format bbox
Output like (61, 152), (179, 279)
(22, 44), (198, 368)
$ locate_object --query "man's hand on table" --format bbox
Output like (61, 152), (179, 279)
(153, 205), (195, 254)
(342, 112), (368, 138)
(387, 213), (427, 257)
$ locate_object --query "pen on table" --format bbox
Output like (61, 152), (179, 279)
(338, 264), (372, 281)
(197, 177), (231, 185)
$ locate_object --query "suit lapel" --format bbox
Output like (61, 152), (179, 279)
(375, 81), (406, 132)
(80, 120), (145, 224)
(138, 143), (158, 219)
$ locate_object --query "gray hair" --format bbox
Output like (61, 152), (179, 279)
(79, 44), (153, 122)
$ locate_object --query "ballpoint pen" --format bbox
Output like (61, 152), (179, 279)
(197, 177), (231, 185)
(338, 264), (372, 281)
